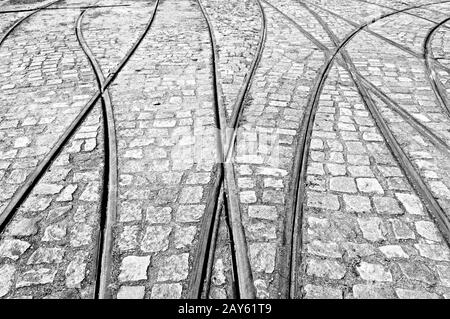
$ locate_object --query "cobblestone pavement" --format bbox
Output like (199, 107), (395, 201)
(1, 0), (450, 299)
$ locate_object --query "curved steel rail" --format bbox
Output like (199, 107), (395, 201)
(189, 0), (227, 299)
(191, 0), (268, 299)
(304, 0), (450, 75)
(265, 0), (450, 298)
(424, 17), (450, 117)
(0, 2), (161, 302)
(354, 0), (450, 27)
(0, 0), (62, 46)
(75, 8), (121, 299)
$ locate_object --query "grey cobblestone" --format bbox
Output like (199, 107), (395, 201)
(117, 286), (146, 299)
(0, 263), (15, 297)
(352, 283), (394, 299)
(201, 0), (261, 119)
(82, 2), (155, 78)
(0, 103), (104, 298)
(301, 63), (450, 299)
(16, 268), (57, 288)
(151, 283), (182, 299)
(1, 0), (450, 300)
(341, 8), (450, 221)
(306, 258), (346, 280)
(356, 261), (393, 282)
(98, 0), (219, 298)
(0, 6), (97, 216)
(208, 207), (235, 299)
(231, 0), (325, 298)
(157, 254), (189, 282)
(304, 284), (343, 299)
(119, 255), (151, 282)
(65, 251), (87, 289)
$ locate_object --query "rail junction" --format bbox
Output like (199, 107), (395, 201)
(0, 0), (450, 299)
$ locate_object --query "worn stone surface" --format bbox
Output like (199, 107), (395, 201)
(118, 256), (151, 283)
(16, 268), (57, 288)
(117, 286), (146, 299)
(65, 252), (87, 289)
(299, 27), (450, 297)
(157, 254), (190, 282)
(304, 284), (343, 299)
(0, 239), (30, 260)
(106, 0), (219, 299)
(150, 284), (183, 299)
(2, 0), (450, 300)
(0, 0), (97, 217)
(0, 264), (16, 297)
(231, 0), (327, 297)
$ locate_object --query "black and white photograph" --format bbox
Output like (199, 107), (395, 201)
(0, 0), (449, 304)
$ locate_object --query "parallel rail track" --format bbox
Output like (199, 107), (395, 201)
(299, 0), (450, 146)
(293, 1), (450, 155)
(0, 0), (61, 46)
(190, 0), (268, 299)
(304, 0), (450, 75)
(351, 0), (450, 117)
(0, 4), (131, 14)
(0, 0), (161, 299)
(302, 0), (450, 118)
(75, 7), (120, 299)
(264, 1), (450, 153)
(2, 0), (450, 300)
(357, 0), (446, 18)
(424, 17), (450, 117)
(261, 0), (450, 298)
